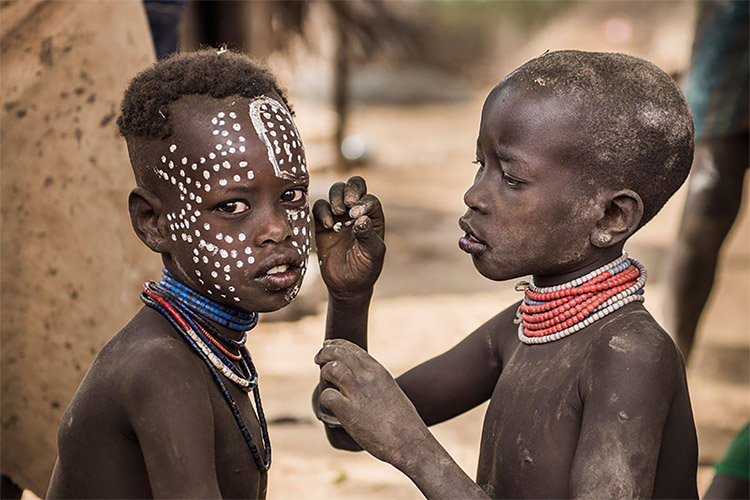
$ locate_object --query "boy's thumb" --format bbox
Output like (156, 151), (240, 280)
(352, 216), (384, 257)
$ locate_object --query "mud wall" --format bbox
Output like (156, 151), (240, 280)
(1, 1), (158, 494)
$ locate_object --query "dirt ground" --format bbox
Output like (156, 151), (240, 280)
(238, 95), (749, 498)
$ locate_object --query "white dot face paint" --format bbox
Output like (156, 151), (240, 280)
(155, 96), (310, 310)
(249, 96), (307, 180)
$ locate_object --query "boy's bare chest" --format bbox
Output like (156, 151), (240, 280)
(207, 381), (268, 499)
(476, 339), (589, 498)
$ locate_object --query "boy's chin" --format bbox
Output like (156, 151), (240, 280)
(237, 287), (301, 313)
(471, 255), (526, 283)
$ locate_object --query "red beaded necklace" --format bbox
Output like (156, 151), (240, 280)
(516, 254), (647, 344)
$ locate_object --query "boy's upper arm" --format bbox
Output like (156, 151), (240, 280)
(395, 302), (518, 426)
(123, 339), (223, 499)
(569, 317), (681, 498)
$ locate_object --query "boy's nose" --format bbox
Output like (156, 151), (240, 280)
(255, 212), (290, 246)
(463, 180), (490, 215)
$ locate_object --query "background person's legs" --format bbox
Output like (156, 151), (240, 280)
(664, 133), (748, 360)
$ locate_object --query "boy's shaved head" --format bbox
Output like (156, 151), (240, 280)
(117, 49), (291, 140)
(499, 50), (694, 227)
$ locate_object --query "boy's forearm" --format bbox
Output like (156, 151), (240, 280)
(400, 434), (490, 500)
(325, 288), (373, 349)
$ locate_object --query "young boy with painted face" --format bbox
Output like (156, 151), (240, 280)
(312, 50), (699, 498)
(47, 51), (311, 499)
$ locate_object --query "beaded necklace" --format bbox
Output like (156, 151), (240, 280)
(515, 252), (647, 344)
(140, 270), (271, 471)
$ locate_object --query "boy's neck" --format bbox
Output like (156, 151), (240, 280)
(532, 246), (625, 287)
(212, 320), (247, 344)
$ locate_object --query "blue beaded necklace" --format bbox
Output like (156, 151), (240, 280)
(140, 270), (271, 471)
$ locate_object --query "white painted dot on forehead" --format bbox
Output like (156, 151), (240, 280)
(248, 256), (255, 264)
(161, 155), (167, 163)
(229, 111), (237, 119)
(239, 136), (246, 142)
(209, 152), (216, 159)
(212, 117), (218, 125)
(247, 170), (254, 180)
(238, 233), (246, 241)
(222, 160), (231, 169)
(239, 161), (248, 168)
(170, 144), (177, 152)
(219, 179), (228, 186)
(213, 130), (220, 136)
(244, 247), (252, 254)
(225, 235), (234, 243)
(212, 164), (221, 172)
(233, 123), (241, 131)
(233, 174), (241, 182)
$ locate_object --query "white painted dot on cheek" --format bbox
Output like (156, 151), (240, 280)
(238, 233), (246, 241)
(233, 123), (241, 131)
(219, 179), (228, 186)
(239, 136), (246, 142)
(248, 256), (255, 264)
(203, 170), (211, 180)
(222, 160), (231, 169)
(161, 155), (167, 163)
(170, 144), (177, 152)
(196, 196), (202, 203)
(215, 144), (223, 151)
(204, 223), (211, 230)
(247, 171), (254, 180)
(220, 249), (228, 258)
(244, 247), (252, 255)
(239, 145), (246, 153)
(230, 249), (238, 258)
(236, 261), (243, 268)
(225, 235), (234, 244)
(209, 152), (216, 159)
(224, 264), (231, 272)
(218, 112), (225, 118)
(204, 184), (211, 192)
(221, 130), (229, 137)
(229, 111), (237, 119)
(212, 117), (218, 125)
(239, 161), (248, 168)
(213, 164), (221, 172)
(213, 130), (220, 136)
(202, 256), (209, 264)
(216, 233), (224, 241)
(233, 174), (241, 182)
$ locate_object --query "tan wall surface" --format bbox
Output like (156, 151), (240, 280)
(1, 1), (158, 494)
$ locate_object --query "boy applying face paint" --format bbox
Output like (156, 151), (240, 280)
(47, 51), (311, 499)
(312, 51), (699, 498)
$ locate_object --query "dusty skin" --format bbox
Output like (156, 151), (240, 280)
(312, 72), (698, 497)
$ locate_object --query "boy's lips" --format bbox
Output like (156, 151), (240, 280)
(254, 253), (304, 291)
(458, 218), (489, 255)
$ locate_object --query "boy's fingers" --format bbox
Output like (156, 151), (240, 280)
(313, 199), (335, 230)
(344, 176), (367, 207)
(352, 216), (386, 260)
(320, 360), (354, 389)
(318, 387), (349, 419)
(348, 194), (383, 223)
(329, 182), (347, 216)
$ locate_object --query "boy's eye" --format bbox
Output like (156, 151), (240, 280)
(217, 200), (249, 214)
(281, 188), (306, 203)
(502, 172), (522, 188)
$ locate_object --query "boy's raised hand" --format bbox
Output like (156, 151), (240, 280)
(313, 176), (385, 298)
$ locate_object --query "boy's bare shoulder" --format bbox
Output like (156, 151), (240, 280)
(581, 303), (685, 394)
(480, 299), (524, 358)
(94, 308), (211, 403)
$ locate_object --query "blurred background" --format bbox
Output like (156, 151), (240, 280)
(1, 1), (747, 498)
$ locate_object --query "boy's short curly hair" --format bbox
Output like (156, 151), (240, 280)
(117, 49), (292, 140)
(505, 50), (694, 228)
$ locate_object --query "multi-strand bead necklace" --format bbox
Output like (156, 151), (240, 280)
(140, 268), (271, 471)
(515, 252), (647, 344)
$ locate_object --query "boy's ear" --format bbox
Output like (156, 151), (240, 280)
(129, 187), (171, 253)
(590, 189), (644, 248)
